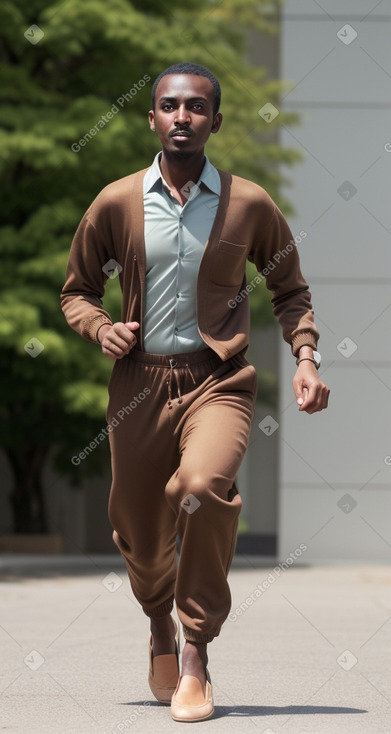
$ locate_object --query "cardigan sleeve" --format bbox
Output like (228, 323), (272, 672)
(60, 196), (115, 344)
(248, 199), (319, 356)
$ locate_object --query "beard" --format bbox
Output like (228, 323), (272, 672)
(163, 147), (195, 162)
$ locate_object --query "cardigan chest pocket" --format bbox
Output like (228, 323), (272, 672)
(210, 239), (248, 287)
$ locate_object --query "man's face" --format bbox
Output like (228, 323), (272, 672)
(149, 74), (222, 155)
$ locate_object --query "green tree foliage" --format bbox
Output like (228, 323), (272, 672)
(0, 0), (300, 532)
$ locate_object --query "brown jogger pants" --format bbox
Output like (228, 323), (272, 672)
(106, 346), (257, 643)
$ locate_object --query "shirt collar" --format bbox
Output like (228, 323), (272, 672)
(143, 151), (221, 196)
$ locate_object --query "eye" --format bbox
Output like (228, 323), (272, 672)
(161, 104), (175, 111)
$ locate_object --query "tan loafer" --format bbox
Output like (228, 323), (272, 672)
(148, 617), (180, 704)
(171, 668), (214, 722)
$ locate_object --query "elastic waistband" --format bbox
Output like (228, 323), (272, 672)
(128, 346), (224, 368)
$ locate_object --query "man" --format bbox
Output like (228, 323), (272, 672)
(61, 62), (329, 722)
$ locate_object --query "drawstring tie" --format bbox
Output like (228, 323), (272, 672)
(186, 361), (196, 385)
(167, 359), (196, 408)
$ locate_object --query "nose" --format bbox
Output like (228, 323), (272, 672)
(174, 104), (191, 126)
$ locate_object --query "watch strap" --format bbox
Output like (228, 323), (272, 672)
(296, 357), (319, 369)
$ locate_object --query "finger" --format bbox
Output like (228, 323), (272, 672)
(303, 386), (330, 414)
(101, 345), (121, 360)
(111, 327), (138, 350)
(297, 386), (308, 409)
(124, 321), (140, 331)
(113, 323), (138, 343)
(299, 384), (318, 412)
(104, 334), (133, 354)
(102, 335), (135, 358)
(293, 378), (306, 406)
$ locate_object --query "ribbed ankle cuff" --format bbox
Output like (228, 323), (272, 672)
(182, 624), (218, 644)
(143, 596), (174, 618)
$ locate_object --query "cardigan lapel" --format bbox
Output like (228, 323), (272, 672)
(201, 169), (232, 258)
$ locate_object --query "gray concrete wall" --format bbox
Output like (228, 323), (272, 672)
(278, 0), (391, 561)
(238, 326), (279, 541)
(0, 450), (114, 554)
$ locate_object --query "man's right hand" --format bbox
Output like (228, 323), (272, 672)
(98, 322), (140, 360)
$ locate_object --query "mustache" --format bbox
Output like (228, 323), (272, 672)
(169, 127), (194, 137)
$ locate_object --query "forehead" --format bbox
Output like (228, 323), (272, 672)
(155, 74), (214, 103)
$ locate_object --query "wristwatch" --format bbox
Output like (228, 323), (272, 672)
(296, 350), (321, 370)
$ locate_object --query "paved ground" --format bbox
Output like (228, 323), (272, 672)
(1, 555), (391, 733)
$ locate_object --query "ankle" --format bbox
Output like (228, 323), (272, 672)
(150, 614), (175, 638)
(182, 641), (208, 667)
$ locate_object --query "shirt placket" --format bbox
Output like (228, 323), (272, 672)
(173, 202), (187, 347)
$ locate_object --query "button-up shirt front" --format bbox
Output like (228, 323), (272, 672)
(142, 152), (221, 354)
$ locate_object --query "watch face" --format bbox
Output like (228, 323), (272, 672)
(313, 351), (321, 367)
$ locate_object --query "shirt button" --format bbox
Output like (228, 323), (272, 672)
(176, 293), (181, 298)
(174, 328), (179, 334)
(179, 252), (184, 258)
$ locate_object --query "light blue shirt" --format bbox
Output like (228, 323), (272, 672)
(142, 152), (221, 354)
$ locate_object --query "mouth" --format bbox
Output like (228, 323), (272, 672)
(170, 129), (193, 139)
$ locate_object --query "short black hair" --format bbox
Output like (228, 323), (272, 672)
(151, 62), (221, 116)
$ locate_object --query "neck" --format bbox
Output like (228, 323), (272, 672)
(159, 148), (206, 190)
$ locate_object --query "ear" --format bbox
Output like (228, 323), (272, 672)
(148, 110), (155, 131)
(211, 112), (223, 135)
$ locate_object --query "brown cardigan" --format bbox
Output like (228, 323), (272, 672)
(60, 167), (319, 360)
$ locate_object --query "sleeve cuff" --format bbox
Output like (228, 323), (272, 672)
(291, 331), (318, 357)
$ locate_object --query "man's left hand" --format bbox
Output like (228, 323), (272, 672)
(293, 362), (330, 414)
